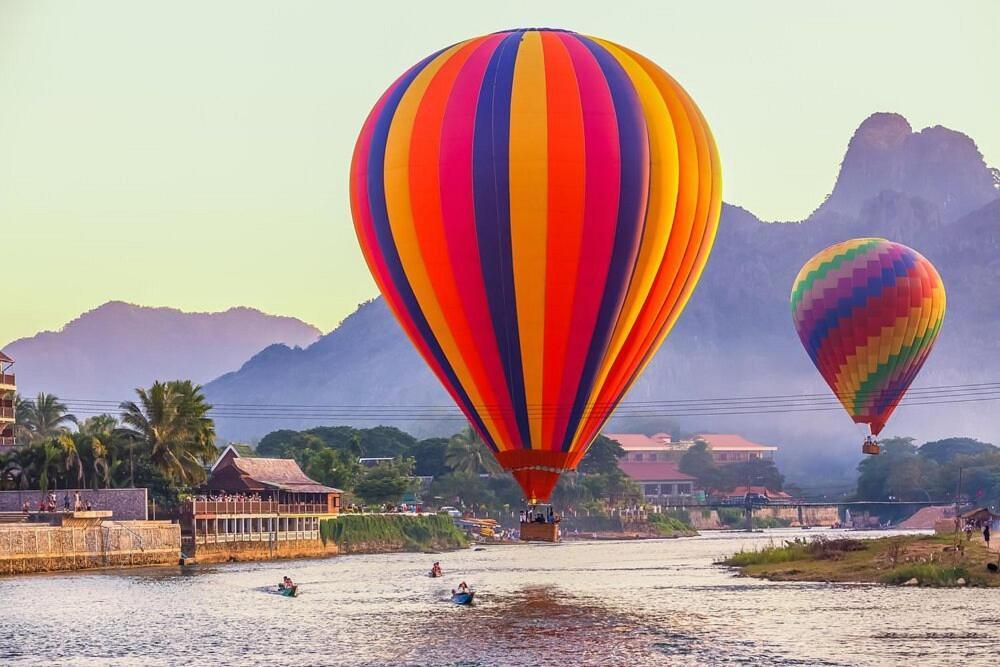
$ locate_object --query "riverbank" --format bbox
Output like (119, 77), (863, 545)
(721, 533), (1000, 587)
(320, 514), (467, 554)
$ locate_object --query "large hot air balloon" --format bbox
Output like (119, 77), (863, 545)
(790, 238), (946, 455)
(351, 28), (721, 502)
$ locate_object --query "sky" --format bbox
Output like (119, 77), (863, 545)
(1, 0), (997, 345)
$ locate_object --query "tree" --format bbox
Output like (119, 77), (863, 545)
(353, 458), (414, 506)
(429, 471), (495, 509)
(118, 380), (217, 486)
(18, 393), (76, 443)
(724, 458), (785, 492)
(446, 426), (501, 475)
(578, 435), (625, 474)
(856, 437), (919, 500)
(679, 440), (726, 490)
(303, 446), (361, 491)
(410, 437), (450, 477)
(918, 438), (997, 465)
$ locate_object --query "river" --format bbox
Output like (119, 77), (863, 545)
(1, 529), (997, 666)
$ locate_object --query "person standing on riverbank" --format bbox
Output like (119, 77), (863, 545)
(984, 524), (991, 549)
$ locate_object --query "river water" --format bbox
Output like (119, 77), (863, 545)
(1, 529), (997, 666)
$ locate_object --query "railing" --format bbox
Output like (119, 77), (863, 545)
(0, 407), (14, 420)
(194, 529), (320, 545)
(0, 436), (15, 448)
(0, 374), (14, 387)
(188, 500), (329, 516)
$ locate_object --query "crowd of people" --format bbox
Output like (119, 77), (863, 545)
(21, 491), (93, 513)
(519, 506), (559, 524)
(193, 492), (266, 503)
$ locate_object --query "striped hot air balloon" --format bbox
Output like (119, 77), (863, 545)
(790, 238), (946, 446)
(351, 29), (721, 502)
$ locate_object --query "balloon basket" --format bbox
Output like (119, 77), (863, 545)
(519, 521), (560, 543)
(862, 442), (881, 455)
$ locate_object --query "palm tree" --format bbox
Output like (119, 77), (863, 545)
(0, 451), (26, 490)
(55, 433), (85, 489)
(18, 393), (77, 444)
(35, 440), (61, 494)
(118, 381), (216, 486)
(446, 426), (502, 475)
(78, 414), (117, 438)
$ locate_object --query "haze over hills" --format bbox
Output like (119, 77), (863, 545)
(203, 112), (1000, 481)
(3, 302), (321, 401)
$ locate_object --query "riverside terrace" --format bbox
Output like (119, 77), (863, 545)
(180, 451), (342, 562)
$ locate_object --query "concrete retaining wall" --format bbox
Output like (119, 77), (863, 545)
(189, 538), (338, 564)
(0, 521), (179, 575)
(0, 489), (148, 520)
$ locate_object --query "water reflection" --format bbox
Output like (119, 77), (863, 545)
(1, 530), (998, 666)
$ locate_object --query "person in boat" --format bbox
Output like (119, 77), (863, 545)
(452, 581), (470, 595)
(280, 575), (294, 590)
(431, 562), (442, 577)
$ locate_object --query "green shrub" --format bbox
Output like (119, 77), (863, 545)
(717, 508), (744, 526)
(320, 514), (466, 551)
(883, 563), (980, 587)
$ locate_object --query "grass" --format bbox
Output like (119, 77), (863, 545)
(647, 512), (697, 537)
(320, 514), (467, 552)
(721, 534), (1000, 587)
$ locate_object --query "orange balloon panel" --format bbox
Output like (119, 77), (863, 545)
(351, 29), (721, 502)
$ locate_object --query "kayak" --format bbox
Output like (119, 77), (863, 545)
(450, 591), (474, 605)
(278, 584), (298, 597)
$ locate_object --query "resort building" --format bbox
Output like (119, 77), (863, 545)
(0, 351), (15, 454)
(695, 434), (778, 464)
(181, 449), (342, 562)
(616, 460), (700, 503)
(606, 432), (684, 462)
(605, 432), (777, 465)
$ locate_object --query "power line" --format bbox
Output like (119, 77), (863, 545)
(49, 390), (1000, 422)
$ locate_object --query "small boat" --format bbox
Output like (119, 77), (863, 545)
(450, 591), (474, 605)
(278, 584), (298, 597)
(429, 570), (442, 578)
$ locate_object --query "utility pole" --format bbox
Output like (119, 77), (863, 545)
(954, 467), (964, 540)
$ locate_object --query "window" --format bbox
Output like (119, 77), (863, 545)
(661, 483), (675, 496)
(644, 484), (660, 496)
(677, 484), (691, 495)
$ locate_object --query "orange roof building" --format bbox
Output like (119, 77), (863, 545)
(0, 351), (15, 454)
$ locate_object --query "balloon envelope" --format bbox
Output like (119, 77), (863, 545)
(351, 29), (721, 501)
(790, 238), (946, 436)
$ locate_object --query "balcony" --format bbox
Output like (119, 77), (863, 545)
(0, 374), (14, 391)
(0, 406), (13, 421)
(187, 499), (330, 516)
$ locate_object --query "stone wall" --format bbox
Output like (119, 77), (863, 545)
(189, 538), (338, 564)
(0, 489), (148, 520)
(0, 521), (179, 575)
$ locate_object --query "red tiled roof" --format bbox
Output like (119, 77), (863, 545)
(617, 461), (694, 482)
(696, 434), (777, 452)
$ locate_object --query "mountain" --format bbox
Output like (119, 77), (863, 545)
(204, 113), (1000, 480)
(4, 302), (321, 401)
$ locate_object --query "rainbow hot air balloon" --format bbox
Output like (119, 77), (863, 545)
(351, 29), (721, 502)
(790, 238), (946, 454)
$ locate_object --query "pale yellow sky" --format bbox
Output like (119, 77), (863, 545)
(1, 0), (997, 345)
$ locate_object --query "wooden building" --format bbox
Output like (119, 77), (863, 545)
(0, 351), (16, 453)
(181, 450), (342, 561)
